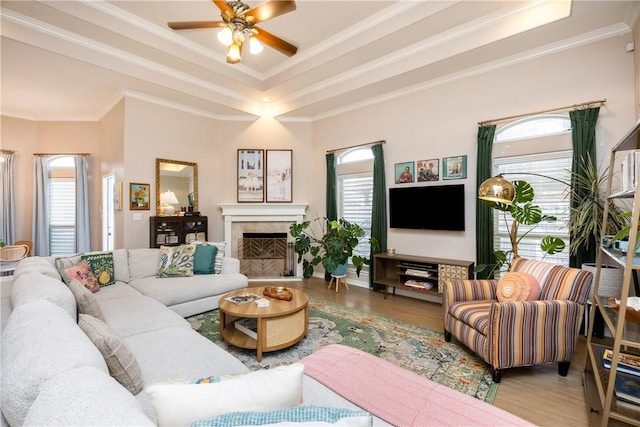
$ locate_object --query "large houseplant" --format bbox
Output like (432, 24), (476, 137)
(478, 179), (566, 277)
(289, 217), (375, 279)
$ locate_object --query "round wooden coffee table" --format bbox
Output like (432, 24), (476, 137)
(219, 288), (308, 362)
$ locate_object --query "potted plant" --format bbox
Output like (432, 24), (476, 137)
(477, 179), (566, 277)
(289, 217), (376, 279)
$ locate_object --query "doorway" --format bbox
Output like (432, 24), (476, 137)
(102, 174), (115, 251)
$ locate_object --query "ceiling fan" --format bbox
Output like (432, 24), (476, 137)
(168, 0), (298, 64)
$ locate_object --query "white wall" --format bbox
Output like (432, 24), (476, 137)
(312, 36), (636, 265)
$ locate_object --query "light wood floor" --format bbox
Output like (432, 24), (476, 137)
(249, 278), (589, 427)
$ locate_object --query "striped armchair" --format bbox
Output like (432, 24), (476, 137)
(443, 258), (593, 383)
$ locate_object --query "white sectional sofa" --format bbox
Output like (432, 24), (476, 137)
(1, 248), (534, 427)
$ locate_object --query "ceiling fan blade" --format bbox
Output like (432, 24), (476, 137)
(168, 21), (227, 30)
(254, 27), (297, 57)
(245, 1), (296, 24)
(212, 0), (235, 20)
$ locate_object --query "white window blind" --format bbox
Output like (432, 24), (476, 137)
(337, 173), (373, 258)
(49, 178), (76, 255)
(494, 153), (571, 266)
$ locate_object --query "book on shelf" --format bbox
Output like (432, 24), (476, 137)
(405, 268), (431, 278)
(224, 292), (262, 305)
(614, 371), (640, 406)
(602, 348), (640, 377)
(234, 318), (257, 339)
(404, 280), (433, 290)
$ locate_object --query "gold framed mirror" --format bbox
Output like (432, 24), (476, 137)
(155, 158), (198, 215)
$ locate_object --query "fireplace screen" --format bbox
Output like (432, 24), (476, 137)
(239, 233), (294, 277)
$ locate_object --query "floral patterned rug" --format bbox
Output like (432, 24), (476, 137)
(187, 298), (498, 403)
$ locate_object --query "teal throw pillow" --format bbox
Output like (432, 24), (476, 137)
(81, 252), (115, 286)
(193, 244), (218, 275)
(157, 244), (196, 278)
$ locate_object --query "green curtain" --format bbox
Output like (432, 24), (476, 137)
(370, 144), (387, 288)
(569, 107), (599, 268)
(476, 124), (496, 279)
(325, 153), (337, 221)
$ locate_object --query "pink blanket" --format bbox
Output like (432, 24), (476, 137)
(301, 344), (535, 427)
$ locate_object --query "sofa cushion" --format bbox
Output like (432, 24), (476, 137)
(23, 366), (154, 426)
(125, 326), (248, 386)
(82, 251), (116, 286)
(78, 314), (144, 394)
(64, 260), (101, 293)
(191, 406), (372, 427)
(447, 300), (493, 335)
(194, 244), (218, 275)
(1, 300), (108, 427)
(95, 291), (189, 337)
(128, 248), (160, 280)
(497, 272), (540, 302)
(145, 363), (304, 427)
(157, 244), (196, 278)
(128, 274), (248, 308)
(11, 271), (76, 320)
(54, 254), (82, 284)
(13, 257), (60, 281)
(69, 279), (106, 322)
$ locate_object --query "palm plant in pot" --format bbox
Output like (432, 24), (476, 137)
(289, 217), (376, 279)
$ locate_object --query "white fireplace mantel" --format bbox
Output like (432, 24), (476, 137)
(219, 203), (308, 277)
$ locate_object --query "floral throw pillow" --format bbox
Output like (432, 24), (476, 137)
(81, 252), (115, 287)
(157, 244), (196, 278)
(64, 261), (100, 293)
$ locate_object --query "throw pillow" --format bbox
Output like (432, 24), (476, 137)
(157, 244), (196, 278)
(193, 244), (218, 275)
(194, 241), (226, 274)
(497, 272), (541, 302)
(81, 252), (115, 286)
(191, 406), (373, 427)
(64, 261), (100, 293)
(78, 314), (143, 394)
(68, 279), (106, 322)
(54, 254), (82, 284)
(145, 363), (304, 427)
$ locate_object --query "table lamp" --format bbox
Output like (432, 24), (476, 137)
(160, 190), (179, 215)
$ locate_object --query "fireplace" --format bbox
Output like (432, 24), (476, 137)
(219, 204), (307, 280)
(239, 232), (295, 277)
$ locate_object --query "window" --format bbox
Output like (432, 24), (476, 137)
(49, 156), (76, 255)
(493, 115), (572, 266)
(337, 148), (374, 262)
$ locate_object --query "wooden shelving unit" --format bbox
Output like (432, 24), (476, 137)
(149, 215), (208, 248)
(373, 253), (473, 303)
(584, 119), (640, 427)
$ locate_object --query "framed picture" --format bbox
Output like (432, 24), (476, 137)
(266, 149), (293, 203)
(130, 183), (150, 210)
(238, 149), (264, 203)
(394, 161), (414, 184)
(114, 181), (123, 211)
(443, 155), (467, 180)
(417, 159), (439, 182)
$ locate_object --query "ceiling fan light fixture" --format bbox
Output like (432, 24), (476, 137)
(217, 27), (233, 46)
(227, 43), (242, 63)
(249, 36), (264, 54)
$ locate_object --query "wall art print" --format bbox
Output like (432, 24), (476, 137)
(394, 161), (414, 184)
(114, 181), (123, 211)
(417, 159), (439, 182)
(238, 149), (264, 203)
(266, 149), (292, 203)
(130, 183), (150, 210)
(442, 155), (467, 180)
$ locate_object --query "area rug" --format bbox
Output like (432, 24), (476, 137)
(186, 298), (498, 403)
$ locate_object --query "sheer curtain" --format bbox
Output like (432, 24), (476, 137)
(1, 151), (16, 244)
(32, 156), (51, 256)
(75, 155), (91, 252)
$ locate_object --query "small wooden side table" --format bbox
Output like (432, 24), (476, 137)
(219, 288), (308, 362)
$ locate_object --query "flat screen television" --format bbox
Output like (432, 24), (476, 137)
(389, 184), (465, 231)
